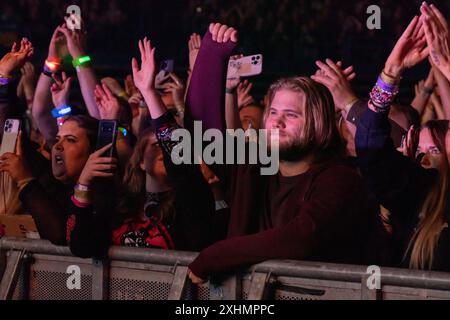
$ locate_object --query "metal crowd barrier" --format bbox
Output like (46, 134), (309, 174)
(1, 237), (450, 300)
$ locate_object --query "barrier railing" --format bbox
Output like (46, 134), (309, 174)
(1, 237), (450, 300)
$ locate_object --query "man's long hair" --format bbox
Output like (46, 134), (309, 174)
(265, 76), (343, 162)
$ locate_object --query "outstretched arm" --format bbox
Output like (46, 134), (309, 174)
(59, 24), (100, 119)
(0, 38), (34, 139)
(184, 23), (238, 133)
(33, 26), (64, 145)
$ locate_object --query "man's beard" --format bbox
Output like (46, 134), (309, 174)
(266, 129), (313, 161)
(278, 140), (313, 161)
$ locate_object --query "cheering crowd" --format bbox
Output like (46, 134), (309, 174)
(0, 2), (449, 285)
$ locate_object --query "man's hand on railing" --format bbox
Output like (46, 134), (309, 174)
(188, 268), (206, 285)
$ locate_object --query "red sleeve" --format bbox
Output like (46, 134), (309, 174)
(189, 165), (370, 278)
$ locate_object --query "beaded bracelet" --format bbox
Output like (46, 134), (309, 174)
(369, 76), (399, 111)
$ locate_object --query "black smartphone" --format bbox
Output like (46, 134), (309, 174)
(96, 120), (118, 157)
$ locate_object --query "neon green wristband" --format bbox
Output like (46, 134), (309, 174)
(72, 55), (91, 68)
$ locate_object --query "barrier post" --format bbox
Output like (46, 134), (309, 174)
(0, 250), (27, 300)
(168, 265), (189, 300)
(91, 258), (109, 300)
(247, 272), (269, 300)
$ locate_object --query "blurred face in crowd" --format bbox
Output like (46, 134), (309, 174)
(265, 89), (305, 160)
(417, 128), (445, 170)
(140, 134), (167, 178)
(52, 121), (91, 184)
(240, 104), (263, 131)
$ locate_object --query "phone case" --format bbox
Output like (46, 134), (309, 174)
(228, 54), (263, 78)
(0, 119), (20, 156)
(96, 120), (118, 157)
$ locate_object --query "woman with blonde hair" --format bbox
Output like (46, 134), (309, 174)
(356, 10), (450, 271)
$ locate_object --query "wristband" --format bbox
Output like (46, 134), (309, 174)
(73, 190), (91, 204)
(45, 58), (61, 72)
(381, 69), (402, 85)
(118, 127), (128, 137)
(0, 77), (10, 86)
(72, 55), (91, 68)
(75, 183), (90, 192)
(51, 104), (72, 118)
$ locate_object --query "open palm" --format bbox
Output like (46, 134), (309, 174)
(386, 16), (428, 75)
(0, 38), (34, 77)
(131, 37), (156, 92)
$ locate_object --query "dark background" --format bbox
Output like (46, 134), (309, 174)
(1, 0), (449, 103)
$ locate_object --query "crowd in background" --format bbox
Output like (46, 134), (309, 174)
(0, 1), (449, 284)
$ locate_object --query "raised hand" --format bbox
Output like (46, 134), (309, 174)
(0, 38), (34, 78)
(48, 25), (67, 59)
(132, 37), (156, 93)
(385, 15), (428, 78)
(311, 59), (358, 111)
(237, 80), (255, 109)
(58, 23), (87, 59)
(77, 143), (117, 187)
(95, 84), (121, 120)
(209, 23), (238, 43)
(50, 72), (73, 107)
(421, 3), (450, 80)
(188, 33), (202, 72)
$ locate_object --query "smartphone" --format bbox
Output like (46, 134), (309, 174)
(160, 59), (174, 73)
(95, 120), (118, 157)
(228, 54), (263, 79)
(0, 119), (21, 156)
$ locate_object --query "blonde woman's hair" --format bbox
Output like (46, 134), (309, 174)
(407, 120), (450, 269)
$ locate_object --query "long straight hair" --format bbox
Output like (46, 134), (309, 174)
(407, 120), (450, 269)
(265, 77), (343, 162)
